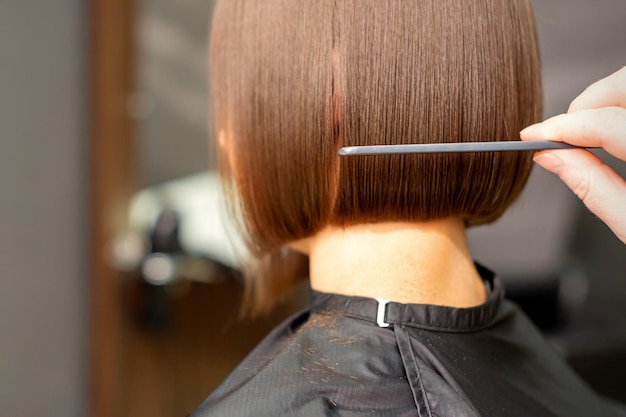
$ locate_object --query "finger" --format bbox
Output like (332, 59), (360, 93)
(568, 67), (626, 112)
(533, 148), (626, 244)
(520, 107), (626, 161)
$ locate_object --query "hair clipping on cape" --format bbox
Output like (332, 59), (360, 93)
(338, 141), (592, 156)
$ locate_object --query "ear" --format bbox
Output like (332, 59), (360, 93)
(218, 129), (228, 150)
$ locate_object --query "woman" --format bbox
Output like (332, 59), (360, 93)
(191, 1), (626, 415)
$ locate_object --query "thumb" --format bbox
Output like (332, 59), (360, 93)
(533, 149), (626, 244)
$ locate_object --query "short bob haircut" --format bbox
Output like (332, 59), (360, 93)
(210, 0), (542, 314)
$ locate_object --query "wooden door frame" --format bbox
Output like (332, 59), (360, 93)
(90, 1), (137, 416)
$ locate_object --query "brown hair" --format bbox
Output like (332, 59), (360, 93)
(210, 0), (542, 314)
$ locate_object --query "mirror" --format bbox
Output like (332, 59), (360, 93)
(130, 0), (626, 301)
(97, 1), (626, 415)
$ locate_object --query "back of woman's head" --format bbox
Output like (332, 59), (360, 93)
(210, 0), (542, 313)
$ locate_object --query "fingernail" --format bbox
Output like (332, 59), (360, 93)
(520, 124), (541, 138)
(533, 152), (562, 172)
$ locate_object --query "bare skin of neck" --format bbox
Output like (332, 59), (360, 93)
(291, 220), (486, 307)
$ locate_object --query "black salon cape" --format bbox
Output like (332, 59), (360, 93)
(190, 266), (626, 416)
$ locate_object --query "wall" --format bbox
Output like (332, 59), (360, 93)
(0, 1), (87, 415)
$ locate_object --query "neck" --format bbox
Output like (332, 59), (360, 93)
(303, 220), (485, 307)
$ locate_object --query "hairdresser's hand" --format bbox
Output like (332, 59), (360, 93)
(520, 67), (626, 244)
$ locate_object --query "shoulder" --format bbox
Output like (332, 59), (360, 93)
(188, 309), (309, 416)
(189, 310), (417, 417)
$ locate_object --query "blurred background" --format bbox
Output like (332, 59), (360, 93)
(1, 0), (625, 416)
